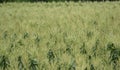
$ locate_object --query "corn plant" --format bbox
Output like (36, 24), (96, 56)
(35, 36), (40, 46)
(107, 42), (120, 70)
(68, 60), (76, 70)
(93, 21), (97, 25)
(17, 40), (24, 46)
(29, 58), (39, 70)
(92, 39), (99, 57)
(35, 36), (40, 43)
(80, 42), (87, 54)
(23, 32), (29, 39)
(11, 33), (17, 42)
(90, 64), (95, 70)
(47, 49), (55, 64)
(109, 49), (120, 70)
(3, 31), (8, 39)
(87, 31), (93, 39)
(66, 45), (72, 55)
(86, 55), (92, 65)
(63, 32), (67, 44)
(8, 43), (14, 53)
(106, 42), (115, 51)
(0, 56), (10, 70)
(18, 56), (25, 70)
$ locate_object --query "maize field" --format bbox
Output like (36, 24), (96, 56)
(0, 1), (120, 70)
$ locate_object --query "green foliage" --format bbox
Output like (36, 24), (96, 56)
(23, 32), (29, 39)
(66, 45), (73, 55)
(90, 64), (95, 70)
(0, 56), (10, 70)
(18, 56), (25, 70)
(92, 39), (99, 57)
(80, 43), (87, 54)
(17, 40), (24, 46)
(34, 36), (40, 45)
(106, 42), (120, 70)
(47, 49), (55, 64)
(2, 31), (8, 39)
(68, 60), (76, 70)
(87, 31), (93, 39)
(109, 48), (120, 70)
(0, 2), (120, 70)
(110, 49), (120, 62)
(107, 42), (115, 51)
(29, 58), (39, 70)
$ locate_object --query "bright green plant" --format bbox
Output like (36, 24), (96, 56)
(29, 58), (39, 70)
(107, 42), (120, 70)
(23, 32), (29, 39)
(18, 56), (25, 70)
(90, 64), (95, 70)
(80, 43), (87, 54)
(47, 49), (55, 64)
(0, 56), (10, 70)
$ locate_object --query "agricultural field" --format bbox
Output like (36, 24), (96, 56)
(0, 1), (120, 70)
